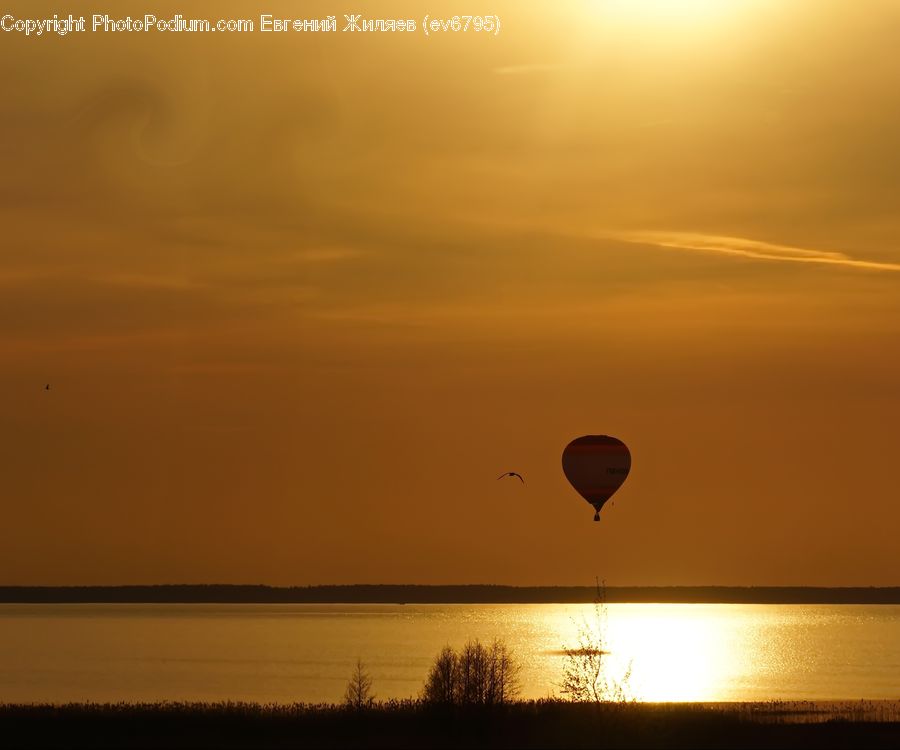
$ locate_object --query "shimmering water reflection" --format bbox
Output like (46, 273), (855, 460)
(0, 604), (897, 704)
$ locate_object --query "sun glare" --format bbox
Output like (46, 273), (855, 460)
(592, 0), (742, 27)
(605, 605), (727, 701)
(549, 604), (746, 702)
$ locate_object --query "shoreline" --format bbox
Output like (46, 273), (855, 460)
(3, 699), (899, 717)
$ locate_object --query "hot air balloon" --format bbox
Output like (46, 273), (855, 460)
(562, 435), (631, 521)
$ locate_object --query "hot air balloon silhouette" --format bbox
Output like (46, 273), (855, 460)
(562, 435), (631, 521)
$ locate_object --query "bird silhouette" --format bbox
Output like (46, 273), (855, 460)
(497, 472), (525, 483)
(44, 384), (50, 391)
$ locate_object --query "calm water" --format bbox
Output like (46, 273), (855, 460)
(0, 604), (898, 704)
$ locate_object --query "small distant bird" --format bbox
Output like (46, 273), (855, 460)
(44, 384), (50, 391)
(497, 472), (525, 483)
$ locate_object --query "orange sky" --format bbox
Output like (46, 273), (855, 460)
(2, 1), (899, 586)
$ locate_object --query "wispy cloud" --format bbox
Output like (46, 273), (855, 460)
(287, 247), (363, 263)
(492, 63), (569, 76)
(601, 230), (900, 272)
(90, 273), (201, 289)
(0, 269), (202, 289)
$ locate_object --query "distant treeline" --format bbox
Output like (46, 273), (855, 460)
(1, 585), (899, 604)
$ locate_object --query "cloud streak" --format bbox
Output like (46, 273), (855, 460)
(602, 231), (900, 272)
(492, 63), (569, 76)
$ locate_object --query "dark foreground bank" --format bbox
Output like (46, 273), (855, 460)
(2, 701), (899, 749)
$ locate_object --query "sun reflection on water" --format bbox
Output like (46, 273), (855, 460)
(603, 605), (730, 701)
(543, 603), (780, 702)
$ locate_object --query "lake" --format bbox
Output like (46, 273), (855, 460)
(0, 603), (897, 704)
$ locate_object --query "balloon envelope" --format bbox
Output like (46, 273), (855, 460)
(562, 435), (631, 516)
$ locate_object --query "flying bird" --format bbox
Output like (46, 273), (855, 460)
(497, 472), (525, 483)
(44, 384), (50, 391)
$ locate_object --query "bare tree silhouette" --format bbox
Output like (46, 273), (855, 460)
(560, 581), (633, 703)
(422, 646), (457, 705)
(344, 658), (375, 710)
(422, 639), (520, 706)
